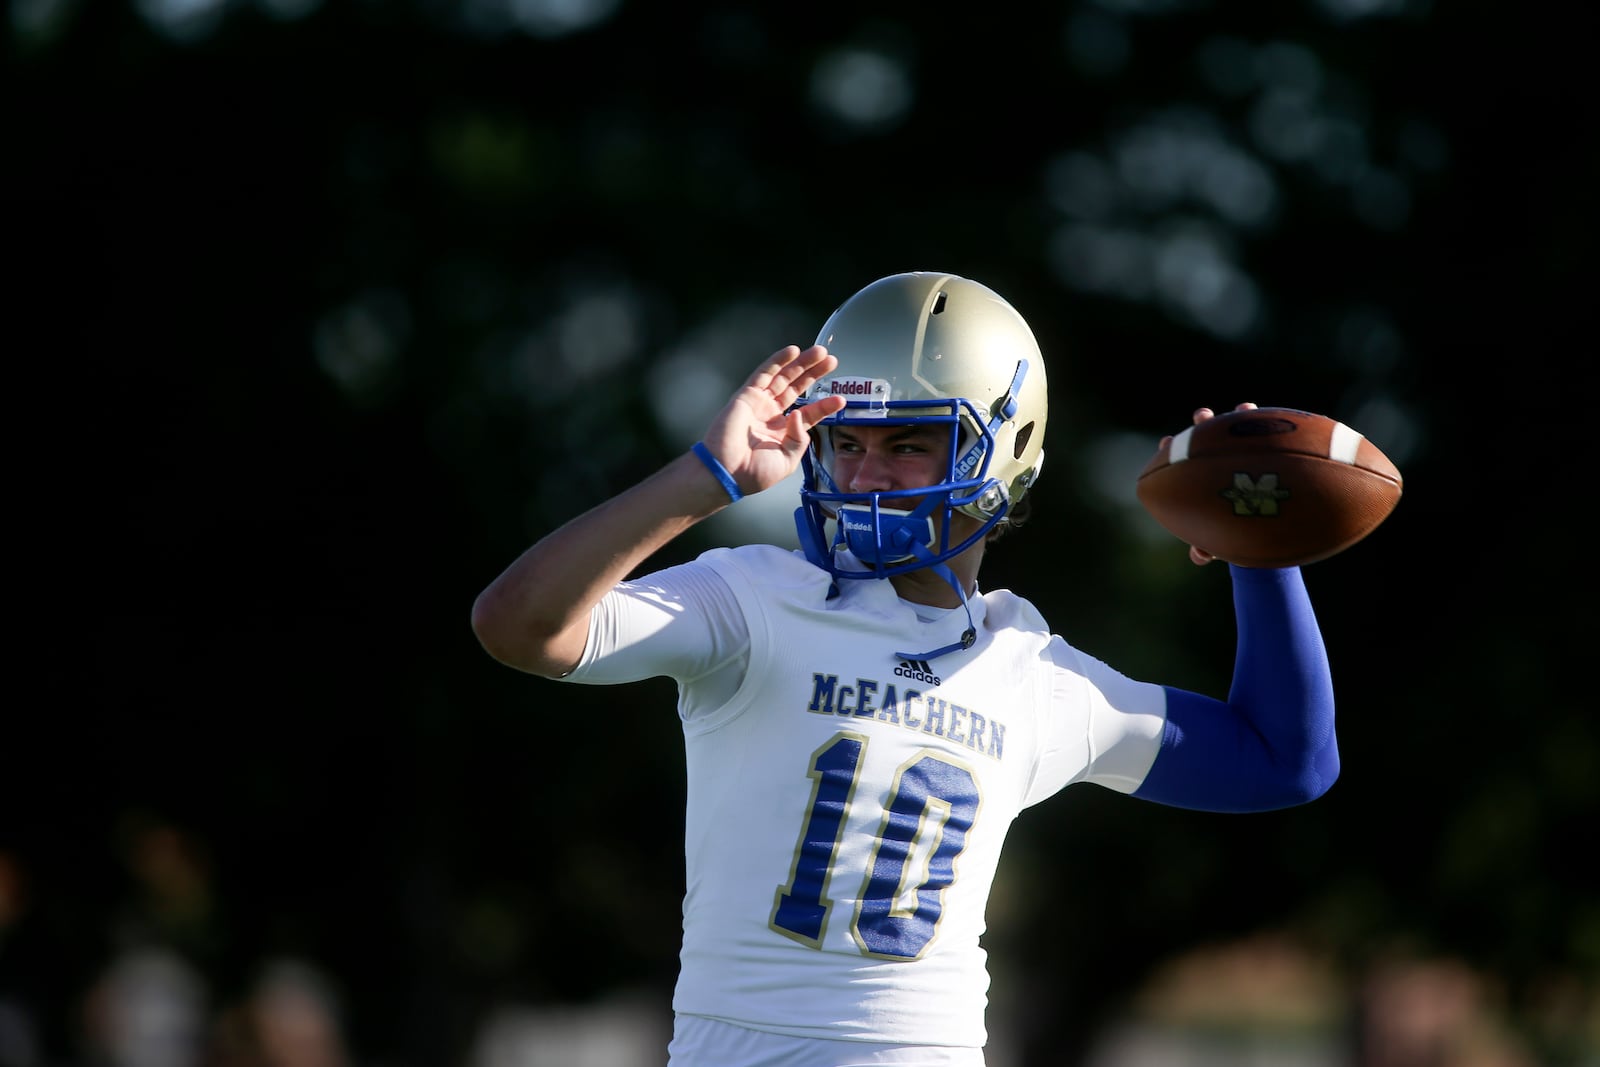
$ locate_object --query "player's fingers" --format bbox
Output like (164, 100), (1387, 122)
(1193, 402), (1257, 424)
(780, 409), (810, 451)
(1189, 545), (1216, 566)
(777, 343), (832, 390)
(793, 393), (846, 435)
(772, 345), (834, 393)
(746, 345), (804, 389)
(751, 346), (835, 408)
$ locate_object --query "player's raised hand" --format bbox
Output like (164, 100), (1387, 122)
(699, 345), (847, 497)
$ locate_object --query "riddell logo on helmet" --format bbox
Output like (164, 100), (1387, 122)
(954, 444), (984, 479)
(818, 377), (890, 400)
(842, 516), (873, 533)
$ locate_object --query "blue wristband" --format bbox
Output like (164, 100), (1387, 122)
(692, 442), (743, 503)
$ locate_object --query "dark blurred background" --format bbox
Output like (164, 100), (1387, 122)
(7, 0), (1596, 1065)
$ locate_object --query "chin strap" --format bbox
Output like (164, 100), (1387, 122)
(793, 506), (842, 601)
(794, 504), (830, 571)
(794, 505), (977, 660)
(892, 546), (977, 662)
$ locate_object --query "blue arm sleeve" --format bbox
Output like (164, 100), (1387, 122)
(1132, 564), (1339, 813)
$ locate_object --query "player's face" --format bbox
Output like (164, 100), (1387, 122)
(829, 423), (951, 504)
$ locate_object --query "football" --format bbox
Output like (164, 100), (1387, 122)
(1135, 407), (1403, 568)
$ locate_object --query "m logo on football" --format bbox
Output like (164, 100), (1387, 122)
(1220, 472), (1291, 517)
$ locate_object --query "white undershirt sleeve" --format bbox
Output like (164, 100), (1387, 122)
(564, 559), (751, 713)
(1022, 637), (1167, 807)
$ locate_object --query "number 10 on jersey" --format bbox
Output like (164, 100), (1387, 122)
(770, 731), (981, 960)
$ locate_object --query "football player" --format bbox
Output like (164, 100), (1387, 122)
(471, 271), (1339, 1066)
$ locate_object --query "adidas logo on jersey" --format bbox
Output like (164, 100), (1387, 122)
(894, 659), (941, 686)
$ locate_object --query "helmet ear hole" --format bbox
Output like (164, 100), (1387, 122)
(1013, 421), (1036, 460)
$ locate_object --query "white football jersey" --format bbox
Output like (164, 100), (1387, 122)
(563, 543), (1167, 1051)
